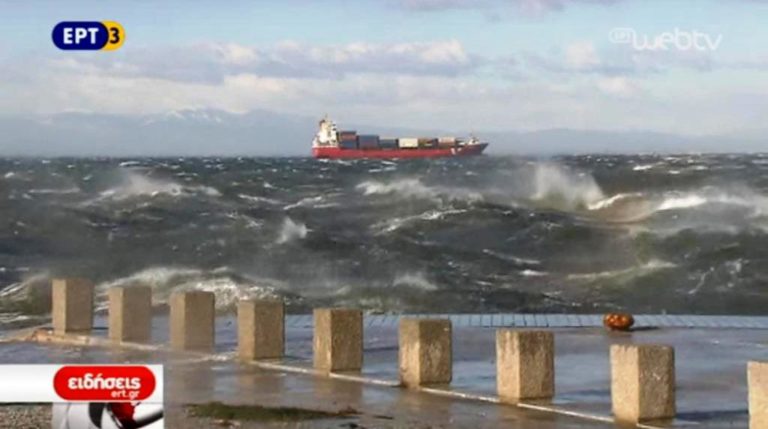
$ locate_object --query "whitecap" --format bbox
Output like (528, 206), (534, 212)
(96, 266), (283, 311)
(90, 170), (220, 203)
(276, 217), (308, 244)
(28, 187), (81, 195)
(632, 164), (656, 171)
(238, 194), (281, 205)
(530, 164), (605, 211)
(567, 260), (676, 282)
(520, 270), (548, 277)
(392, 273), (438, 291)
(587, 193), (644, 211)
(283, 196), (325, 211)
(656, 195), (708, 211)
(356, 178), (482, 204)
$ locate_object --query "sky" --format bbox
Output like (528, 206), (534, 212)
(1, 0), (768, 138)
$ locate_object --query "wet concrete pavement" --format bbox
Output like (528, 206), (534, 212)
(2, 314), (767, 428)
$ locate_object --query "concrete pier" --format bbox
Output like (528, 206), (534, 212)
(237, 299), (284, 361)
(496, 330), (554, 403)
(51, 278), (94, 335)
(108, 286), (152, 343)
(611, 344), (676, 424)
(749, 361), (768, 429)
(170, 290), (215, 352)
(10, 312), (768, 428)
(399, 318), (452, 388)
(313, 308), (363, 372)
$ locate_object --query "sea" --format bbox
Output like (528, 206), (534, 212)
(1, 154), (768, 330)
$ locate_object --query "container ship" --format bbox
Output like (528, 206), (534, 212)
(312, 117), (488, 159)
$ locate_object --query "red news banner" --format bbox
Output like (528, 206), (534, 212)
(0, 364), (164, 428)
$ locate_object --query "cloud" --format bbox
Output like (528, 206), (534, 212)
(392, 0), (623, 13)
(565, 42), (601, 69)
(65, 40), (480, 84)
(524, 39), (720, 76)
(1, 32), (767, 137)
(517, 0), (621, 14)
(393, 0), (493, 10)
(596, 76), (640, 97)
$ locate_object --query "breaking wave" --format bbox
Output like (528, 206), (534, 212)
(530, 164), (605, 211)
(356, 178), (483, 204)
(276, 217), (308, 244)
(392, 273), (438, 291)
(4, 155), (768, 318)
(97, 266), (283, 311)
(94, 170), (221, 202)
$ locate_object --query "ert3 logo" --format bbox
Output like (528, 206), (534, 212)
(52, 21), (125, 51)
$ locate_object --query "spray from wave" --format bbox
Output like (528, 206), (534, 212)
(0, 267), (287, 323)
(586, 187), (768, 227)
(93, 170), (221, 202)
(392, 272), (438, 291)
(97, 266), (283, 311)
(529, 164), (605, 211)
(276, 217), (308, 244)
(356, 178), (483, 205)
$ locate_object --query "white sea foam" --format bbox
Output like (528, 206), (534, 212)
(238, 194), (281, 205)
(95, 170), (221, 202)
(567, 260), (676, 282)
(283, 196), (326, 211)
(357, 178), (438, 199)
(632, 164), (656, 171)
(373, 208), (467, 234)
(393, 272), (438, 291)
(481, 249), (541, 266)
(657, 195), (708, 211)
(587, 193), (644, 211)
(96, 266), (282, 310)
(28, 187), (81, 195)
(530, 164), (605, 210)
(276, 217), (308, 244)
(356, 178), (482, 204)
(520, 269), (548, 277)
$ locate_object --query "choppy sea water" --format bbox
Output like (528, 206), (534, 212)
(2, 154), (768, 329)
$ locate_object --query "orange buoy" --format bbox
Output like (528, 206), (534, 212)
(603, 313), (635, 331)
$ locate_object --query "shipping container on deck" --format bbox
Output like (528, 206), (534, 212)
(398, 137), (419, 149)
(418, 138), (438, 148)
(379, 137), (398, 149)
(358, 135), (380, 150)
(339, 139), (358, 149)
(437, 137), (458, 148)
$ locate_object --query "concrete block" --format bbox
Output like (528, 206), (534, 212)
(496, 330), (554, 402)
(399, 318), (452, 387)
(108, 286), (152, 343)
(238, 299), (284, 360)
(611, 344), (675, 423)
(749, 361), (768, 429)
(313, 308), (362, 372)
(170, 290), (215, 351)
(51, 278), (94, 335)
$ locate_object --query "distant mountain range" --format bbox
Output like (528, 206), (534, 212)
(0, 108), (764, 156)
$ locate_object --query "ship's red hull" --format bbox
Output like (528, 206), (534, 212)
(312, 143), (488, 159)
